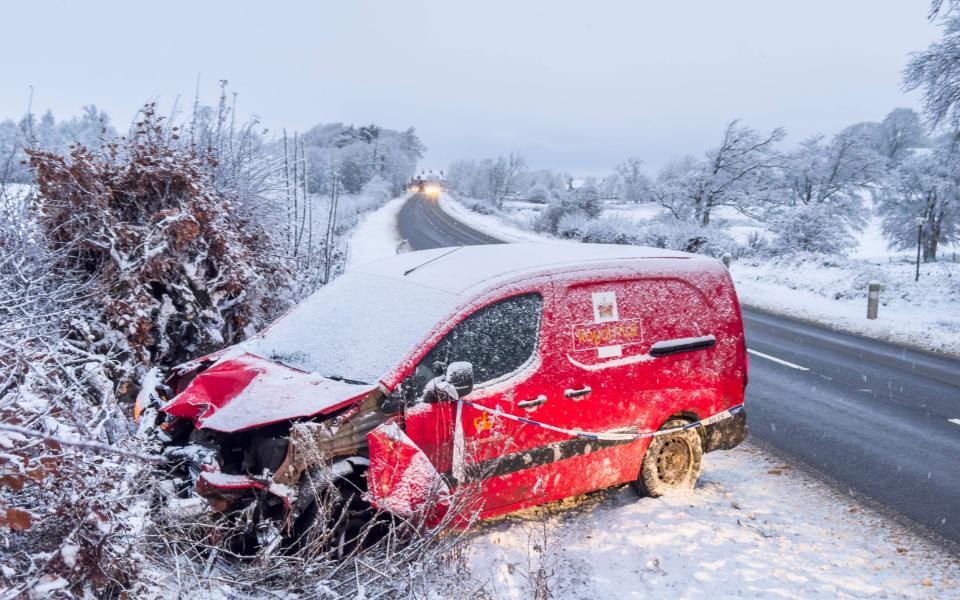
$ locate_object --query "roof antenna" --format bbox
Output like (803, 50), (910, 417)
(403, 246), (464, 276)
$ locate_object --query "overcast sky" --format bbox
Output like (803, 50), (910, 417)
(0, 1), (941, 175)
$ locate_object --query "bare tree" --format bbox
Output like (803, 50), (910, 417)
(905, 1), (960, 136)
(655, 121), (785, 225)
(614, 157), (651, 203)
(778, 127), (883, 229)
(879, 144), (960, 261)
(877, 108), (927, 164)
(488, 153), (527, 209)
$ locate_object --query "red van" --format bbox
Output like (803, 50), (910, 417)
(147, 243), (747, 541)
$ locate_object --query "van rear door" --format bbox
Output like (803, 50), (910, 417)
(554, 273), (723, 494)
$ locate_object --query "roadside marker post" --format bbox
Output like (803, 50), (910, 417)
(867, 282), (881, 320)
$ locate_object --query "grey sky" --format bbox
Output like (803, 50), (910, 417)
(0, 1), (940, 175)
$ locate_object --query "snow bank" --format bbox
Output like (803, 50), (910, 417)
(346, 194), (409, 269)
(439, 194), (552, 243)
(466, 444), (959, 599)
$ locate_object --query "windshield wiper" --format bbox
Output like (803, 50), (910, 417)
(324, 374), (369, 386)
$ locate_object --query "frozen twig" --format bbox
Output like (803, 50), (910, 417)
(0, 423), (163, 463)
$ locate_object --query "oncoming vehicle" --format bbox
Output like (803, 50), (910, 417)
(407, 170), (444, 195)
(141, 243), (748, 547)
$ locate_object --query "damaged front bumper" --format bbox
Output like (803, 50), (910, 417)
(155, 394), (391, 526)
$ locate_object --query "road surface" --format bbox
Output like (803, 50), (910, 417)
(398, 192), (960, 545)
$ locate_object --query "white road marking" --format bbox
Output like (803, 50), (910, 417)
(747, 348), (810, 371)
(949, 418), (960, 427)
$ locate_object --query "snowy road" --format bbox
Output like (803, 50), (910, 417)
(398, 191), (504, 247)
(398, 192), (960, 545)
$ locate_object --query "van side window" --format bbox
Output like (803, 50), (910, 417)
(416, 293), (543, 387)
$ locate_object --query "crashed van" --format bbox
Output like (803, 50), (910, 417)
(142, 243), (748, 545)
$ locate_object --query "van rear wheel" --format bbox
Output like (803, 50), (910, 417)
(633, 419), (703, 497)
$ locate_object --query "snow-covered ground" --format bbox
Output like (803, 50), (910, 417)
(731, 255), (960, 355)
(439, 194), (553, 243)
(347, 196), (960, 599)
(346, 193), (410, 269)
(467, 443), (959, 599)
(441, 195), (960, 357)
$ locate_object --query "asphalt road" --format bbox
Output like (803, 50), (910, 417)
(398, 192), (503, 248)
(398, 192), (960, 545)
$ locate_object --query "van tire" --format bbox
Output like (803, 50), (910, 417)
(633, 418), (703, 497)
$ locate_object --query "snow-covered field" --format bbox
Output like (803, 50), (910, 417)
(440, 194), (960, 357)
(731, 255), (960, 355)
(439, 195), (553, 243)
(347, 196), (960, 599)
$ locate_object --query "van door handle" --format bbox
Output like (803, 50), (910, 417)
(564, 386), (592, 399)
(518, 395), (547, 409)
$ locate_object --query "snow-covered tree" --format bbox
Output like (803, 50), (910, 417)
(574, 177), (603, 218)
(488, 153), (527, 209)
(446, 159), (490, 199)
(905, 1), (960, 135)
(525, 182), (553, 204)
(523, 168), (569, 193)
(535, 180), (604, 234)
(299, 122), (423, 195)
(878, 145), (960, 261)
(652, 155), (699, 221)
(769, 203), (858, 255)
(776, 127), (883, 229)
(614, 157), (652, 203)
(877, 108), (927, 164)
(653, 121), (785, 225)
(0, 105), (117, 187)
(28, 104), (291, 372)
(446, 153), (527, 209)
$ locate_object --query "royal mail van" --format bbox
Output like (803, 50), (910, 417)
(147, 243), (748, 547)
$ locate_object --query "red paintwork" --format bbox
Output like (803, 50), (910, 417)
(386, 258), (747, 520)
(161, 352), (368, 432)
(162, 353), (262, 421)
(367, 421), (450, 520)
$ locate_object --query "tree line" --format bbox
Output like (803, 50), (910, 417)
(448, 106), (959, 261)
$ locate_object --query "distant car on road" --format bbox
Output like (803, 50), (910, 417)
(408, 170), (444, 195)
(143, 243), (748, 548)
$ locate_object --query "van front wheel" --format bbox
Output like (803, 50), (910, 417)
(633, 419), (703, 497)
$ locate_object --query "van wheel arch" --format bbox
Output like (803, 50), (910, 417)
(662, 411), (707, 449)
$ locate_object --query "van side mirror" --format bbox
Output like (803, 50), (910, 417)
(445, 361), (474, 398)
(421, 361), (474, 404)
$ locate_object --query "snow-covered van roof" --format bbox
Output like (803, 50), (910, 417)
(352, 242), (701, 296)
(247, 243), (714, 386)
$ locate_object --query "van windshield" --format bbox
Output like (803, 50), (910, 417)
(247, 272), (461, 384)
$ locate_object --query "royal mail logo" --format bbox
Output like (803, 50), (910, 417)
(572, 320), (643, 350)
(591, 291), (619, 323)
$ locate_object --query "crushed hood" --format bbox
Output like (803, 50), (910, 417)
(161, 352), (375, 433)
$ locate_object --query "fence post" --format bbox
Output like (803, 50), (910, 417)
(867, 282), (880, 320)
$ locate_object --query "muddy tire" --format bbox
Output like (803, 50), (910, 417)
(633, 418), (703, 497)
